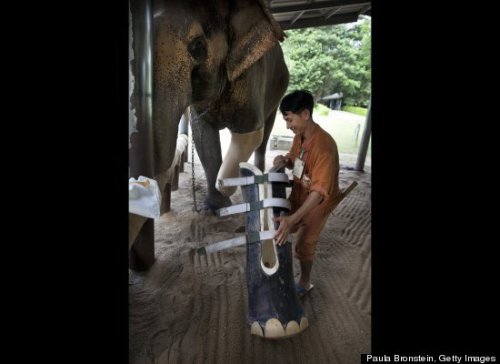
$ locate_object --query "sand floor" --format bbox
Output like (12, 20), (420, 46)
(129, 139), (371, 363)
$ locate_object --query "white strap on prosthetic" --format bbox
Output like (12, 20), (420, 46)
(202, 230), (276, 255)
(218, 172), (289, 187)
(216, 197), (290, 217)
(202, 162), (290, 276)
(216, 128), (264, 197)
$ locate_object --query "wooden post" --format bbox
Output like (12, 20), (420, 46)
(172, 165), (179, 191)
(161, 183), (171, 214)
(179, 151), (186, 173)
(355, 97), (371, 172)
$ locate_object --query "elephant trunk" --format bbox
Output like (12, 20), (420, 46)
(152, 89), (190, 178)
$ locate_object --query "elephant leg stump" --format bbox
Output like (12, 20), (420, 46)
(199, 162), (308, 339)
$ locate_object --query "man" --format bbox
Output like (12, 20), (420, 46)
(273, 90), (340, 297)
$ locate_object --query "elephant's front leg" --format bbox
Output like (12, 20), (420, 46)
(190, 115), (231, 212)
(216, 128), (264, 196)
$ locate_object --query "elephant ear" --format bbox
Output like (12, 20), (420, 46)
(226, 0), (286, 83)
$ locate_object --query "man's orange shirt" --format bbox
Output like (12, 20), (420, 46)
(286, 123), (340, 216)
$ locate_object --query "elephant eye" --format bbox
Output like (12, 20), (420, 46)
(188, 36), (207, 61)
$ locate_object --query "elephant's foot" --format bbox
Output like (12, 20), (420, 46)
(203, 192), (232, 213)
(250, 317), (309, 339)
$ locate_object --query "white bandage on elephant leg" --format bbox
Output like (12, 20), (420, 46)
(216, 128), (264, 196)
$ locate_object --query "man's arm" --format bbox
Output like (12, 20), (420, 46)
(273, 191), (323, 245)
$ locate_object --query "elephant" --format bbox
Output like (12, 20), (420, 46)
(130, 0), (289, 246)
(130, 0), (305, 340)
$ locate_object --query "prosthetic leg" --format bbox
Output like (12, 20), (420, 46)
(198, 162), (308, 339)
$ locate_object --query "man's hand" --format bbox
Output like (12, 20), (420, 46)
(273, 191), (323, 246)
(273, 155), (291, 169)
(273, 215), (298, 245)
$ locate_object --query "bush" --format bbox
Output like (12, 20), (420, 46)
(314, 103), (331, 117)
(342, 106), (367, 116)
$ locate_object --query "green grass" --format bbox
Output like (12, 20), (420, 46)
(342, 106), (367, 116)
(314, 103), (331, 117)
(271, 109), (371, 156)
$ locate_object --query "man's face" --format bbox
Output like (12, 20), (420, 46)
(282, 109), (309, 135)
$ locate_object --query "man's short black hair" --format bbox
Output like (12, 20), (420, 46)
(279, 90), (314, 116)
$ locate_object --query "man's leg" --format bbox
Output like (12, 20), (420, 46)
(298, 259), (313, 289)
(293, 226), (316, 289)
(293, 210), (330, 289)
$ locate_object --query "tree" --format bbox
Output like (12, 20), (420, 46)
(281, 17), (371, 107)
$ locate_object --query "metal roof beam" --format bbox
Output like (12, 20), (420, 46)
(290, 10), (306, 25)
(359, 4), (371, 14)
(324, 7), (342, 20)
(280, 12), (359, 30)
(271, 0), (370, 14)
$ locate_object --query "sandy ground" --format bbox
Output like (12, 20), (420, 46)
(129, 113), (371, 364)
